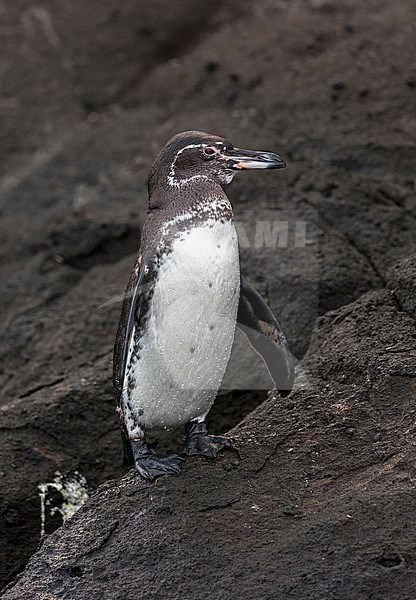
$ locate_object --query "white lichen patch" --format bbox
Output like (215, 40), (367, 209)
(38, 471), (89, 537)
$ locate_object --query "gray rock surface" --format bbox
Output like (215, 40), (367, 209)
(0, 0), (415, 594)
(3, 264), (416, 599)
(388, 256), (416, 319)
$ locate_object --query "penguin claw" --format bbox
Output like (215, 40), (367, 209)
(130, 440), (183, 481)
(181, 421), (236, 459)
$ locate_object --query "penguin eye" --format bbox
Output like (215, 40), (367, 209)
(202, 146), (217, 158)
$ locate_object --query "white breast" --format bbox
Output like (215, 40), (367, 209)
(122, 218), (240, 438)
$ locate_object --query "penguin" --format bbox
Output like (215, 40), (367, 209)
(113, 131), (294, 481)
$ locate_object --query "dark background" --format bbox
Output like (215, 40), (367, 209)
(1, 0), (415, 597)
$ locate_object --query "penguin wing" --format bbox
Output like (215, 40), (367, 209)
(237, 275), (295, 396)
(113, 252), (152, 404)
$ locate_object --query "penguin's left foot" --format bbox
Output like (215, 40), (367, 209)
(130, 439), (184, 481)
(181, 421), (236, 459)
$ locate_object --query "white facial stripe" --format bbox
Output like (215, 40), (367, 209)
(167, 173), (211, 188)
(175, 143), (206, 156)
(167, 142), (224, 188)
(168, 144), (204, 187)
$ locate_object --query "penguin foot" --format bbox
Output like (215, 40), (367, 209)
(130, 439), (183, 481)
(181, 421), (236, 459)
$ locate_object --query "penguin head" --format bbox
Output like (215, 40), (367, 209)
(149, 130), (286, 192)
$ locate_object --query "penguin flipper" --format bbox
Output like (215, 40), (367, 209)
(113, 251), (152, 405)
(237, 275), (294, 396)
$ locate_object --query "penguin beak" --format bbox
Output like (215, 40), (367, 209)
(220, 147), (286, 170)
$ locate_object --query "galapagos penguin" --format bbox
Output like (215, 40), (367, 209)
(113, 131), (294, 480)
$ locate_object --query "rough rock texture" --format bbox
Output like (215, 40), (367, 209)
(388, 256), (416, 319)
(1, 0), (415, 595)
(3, 268), (416, 599)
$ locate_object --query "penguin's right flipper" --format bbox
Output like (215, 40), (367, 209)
(113, 250), (154, 406)
(237, 275), (294, 396)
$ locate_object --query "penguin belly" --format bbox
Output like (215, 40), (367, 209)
(122, 220), (240, 440)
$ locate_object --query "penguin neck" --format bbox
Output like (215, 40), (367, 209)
(145, 178), (234, 250)
(148, 175), (229, 217)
